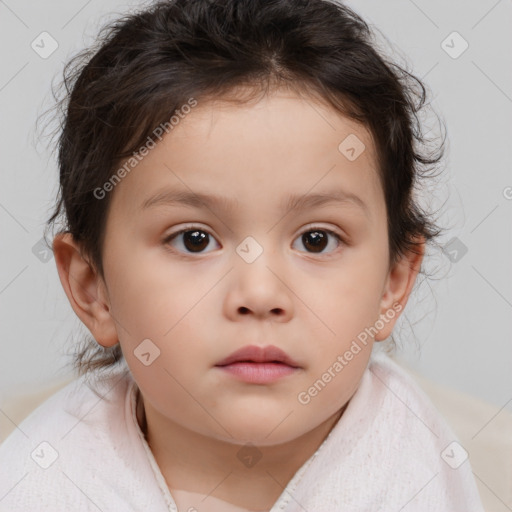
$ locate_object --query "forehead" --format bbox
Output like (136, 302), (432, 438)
(109, 88), (384, 221)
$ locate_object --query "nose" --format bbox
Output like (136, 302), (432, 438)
(223, 249), (294, 322)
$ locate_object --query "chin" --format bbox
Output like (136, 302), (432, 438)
(207, 417), (306, 447)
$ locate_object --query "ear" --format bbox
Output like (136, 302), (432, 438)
(53, 232), (118, 348)
(374, 237), (425, 341)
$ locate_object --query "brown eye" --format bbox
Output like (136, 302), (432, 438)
(182, 230), (209, 252)
(164, 228), (220, 254)
(301, 230), (327, 253)
(293, 227), (343, 255)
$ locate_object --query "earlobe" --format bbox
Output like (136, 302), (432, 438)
(375, 237), (426, 341)
(52, 232), (119, 348)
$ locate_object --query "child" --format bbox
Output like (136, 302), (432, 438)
(0, 0), (484, 510)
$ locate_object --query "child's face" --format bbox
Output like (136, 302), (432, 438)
(69, 88), (420, 445)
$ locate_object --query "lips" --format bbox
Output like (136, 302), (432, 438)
(215, 344), (300, 368)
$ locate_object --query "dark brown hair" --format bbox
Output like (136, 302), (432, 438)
(43, 0), (446, 377)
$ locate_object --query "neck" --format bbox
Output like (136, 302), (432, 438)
(136, 390), (345, 511)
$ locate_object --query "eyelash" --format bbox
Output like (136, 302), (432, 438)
(162, 224), (345, 257)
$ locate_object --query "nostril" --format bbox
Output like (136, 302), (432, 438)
(239, 307), (250, 314)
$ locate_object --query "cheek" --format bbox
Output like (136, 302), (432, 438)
(104, 251), (217, 376)
(298, 258), (385, 342)
(104, 245), (201, 338)
(296, 325), (373, 420)
(293, 252), (385, 397)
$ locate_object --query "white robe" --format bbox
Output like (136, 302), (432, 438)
(0, 352), (484, 511)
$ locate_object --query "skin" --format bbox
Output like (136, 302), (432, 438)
(53, 87), (424, 511)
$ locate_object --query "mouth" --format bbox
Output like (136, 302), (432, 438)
(215, 344), (300, 367)
(214, 345), (301, 384)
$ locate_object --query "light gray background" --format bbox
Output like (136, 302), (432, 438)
(0, 0), (511, 412)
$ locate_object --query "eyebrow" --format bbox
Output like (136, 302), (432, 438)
(140, 187), (369, 217)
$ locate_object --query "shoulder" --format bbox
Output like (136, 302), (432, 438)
(0, 365), (133, 457)
(361, 351), (464, 467)
(361, 351), (485, 509)
(297, 350), (484, 511)
(367, 350), (448, 437)
(0, 365), (163, 511)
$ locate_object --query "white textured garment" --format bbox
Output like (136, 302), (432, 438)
(0, 353), (484, 511)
